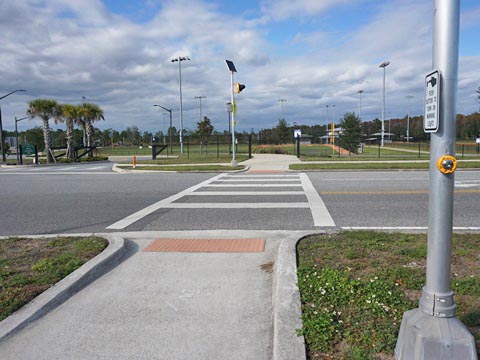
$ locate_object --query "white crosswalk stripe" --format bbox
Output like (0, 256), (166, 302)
(107, 172), (335, 229)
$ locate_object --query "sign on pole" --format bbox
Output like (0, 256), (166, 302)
(294, 129), (301, 139)
(424, 70), (440, 133)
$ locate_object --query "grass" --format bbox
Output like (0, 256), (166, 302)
(0, 236), (108, 322)
(120, 164), (245, 172)
(128, 153), (249, 165)
(290, 161), (480, 171)
(297, 231), (480, 359)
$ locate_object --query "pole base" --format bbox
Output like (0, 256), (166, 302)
(395, 309), (477, 359)
(231, 159), (238, 167)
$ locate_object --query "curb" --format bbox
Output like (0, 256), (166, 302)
(112, 163), (250, 174)
(272, 234), (308, 360)
(0, 233), (127, 342)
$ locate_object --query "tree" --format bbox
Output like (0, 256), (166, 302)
(56, 104), (78, 159)
(276, 118), (289, 144)
(27, 99), (59, 163)
(78, 103), (104, 155)
(196, 116), (214, 145)
(339, 112), (363, 154)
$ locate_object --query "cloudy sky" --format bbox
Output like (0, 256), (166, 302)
(1, 0), (479, 134)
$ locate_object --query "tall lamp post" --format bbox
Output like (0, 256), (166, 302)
(279, 98), (287, 120)
(171, 56), (190, 154)
(153, 105), (173, 153)
(0, 89), (26, 162)
(194, 96), (207, 121)
(406, 95), (413, 142)
(15, 116), (28, 163)
(358, 90), (364, 120)
(379, 61), (390, 147)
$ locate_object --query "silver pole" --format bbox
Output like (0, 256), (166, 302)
(178, 60), (184, 154)
(381, 65), (386, 147)
(230, 71), (237, 166)
(406, 95), (413, 142)
(358, 90), (363, 120)
(395, 1), (477, 358)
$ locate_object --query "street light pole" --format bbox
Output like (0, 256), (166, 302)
(15, 116), (28, 163)
(194, 96), (207, 122)
(0, 89), (26, 162)
(406, 95), (413, 142)
(379, 61), (390, 147)
(171, 56), (190, 154)
(153, 105), (173, 153)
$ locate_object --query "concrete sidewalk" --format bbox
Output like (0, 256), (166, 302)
(0, 231), (308, 360)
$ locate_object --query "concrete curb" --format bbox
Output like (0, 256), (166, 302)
(272, 233), (308, 360)
(0, 233), (127, 342)
(112, 162), (250, 174)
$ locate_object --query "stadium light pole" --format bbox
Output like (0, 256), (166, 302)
(279, 98), (287, 120)
(0, 89), (26, 162)
(194, 96), (207, 122)
(379, 60), (390, 147)
(171, 56), (190, 154)
(358, 90), (364, 120)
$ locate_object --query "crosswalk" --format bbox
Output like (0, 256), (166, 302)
(107, 172), (335, 230)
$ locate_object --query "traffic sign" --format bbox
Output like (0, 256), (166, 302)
(424, 70), (440, 133)
(294, 129), (301, 138)
(22, 143), (35, 155)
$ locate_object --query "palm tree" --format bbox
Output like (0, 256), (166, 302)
(55, 104), (78, 160)
(78, 103), (104, 155)
(27, 99), (59, 164)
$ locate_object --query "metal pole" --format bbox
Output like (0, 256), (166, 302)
(0, 105), (4, 162)
(380, 61), (390, 147)
(395, 1), (477, 358)
(15, 117), (19, 163)
(178, 60), (184, 154)
(279, 99), (287, 120)
(231, 71), (237, 166)
(406, 95), (413, 142)
(358, 90), (363, 120)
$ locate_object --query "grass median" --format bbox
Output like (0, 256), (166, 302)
(0, 236), (108, 322)
(290, 160), (480, 171)
(118, 164), (245, 172)
(297, 231), (480, 359)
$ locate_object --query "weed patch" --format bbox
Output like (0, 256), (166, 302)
(297, 231), (480, 359)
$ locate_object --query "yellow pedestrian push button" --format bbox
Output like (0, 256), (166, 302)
(436, 155), (457, 174)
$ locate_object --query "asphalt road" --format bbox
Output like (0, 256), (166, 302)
(1, 164), (479, 236)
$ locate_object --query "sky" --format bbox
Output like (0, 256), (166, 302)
(1, 0), (479, 134)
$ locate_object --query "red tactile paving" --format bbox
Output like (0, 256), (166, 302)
(143, 238), (266, 253)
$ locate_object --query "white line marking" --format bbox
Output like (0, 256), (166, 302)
(227, 175), (299, 178)
(0, 172), (116, 175)
(215, 178), (300, 182)
(163, 203), (309, 209)
(85, 165), (106, 170)
(106, 173), (226, 230)
(299, 173), (335, 227)
(189, 191), (305, 196)
(342, 226), (480, 231)
(203, 184), (302, 187)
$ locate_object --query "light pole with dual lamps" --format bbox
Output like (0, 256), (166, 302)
(171, 56), (190, 154)
(0, 89), (26, 162)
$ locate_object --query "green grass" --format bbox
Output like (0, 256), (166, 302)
(290, 161), (480, 171)
(297, 231), (480, 359)
(0, 236), (108, 321)
(121, 164), (245, 172)
(129, 153), (249, 165)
